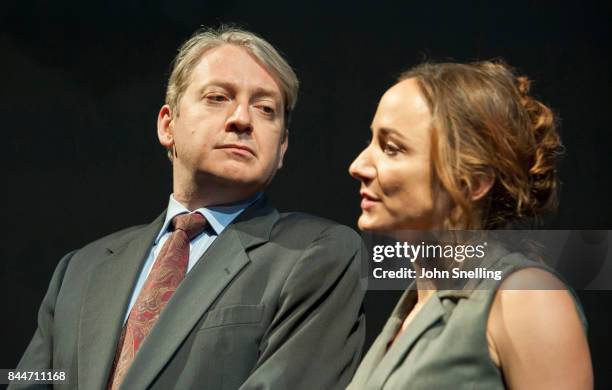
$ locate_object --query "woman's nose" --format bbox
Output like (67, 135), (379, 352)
(349, 147), (376, 182)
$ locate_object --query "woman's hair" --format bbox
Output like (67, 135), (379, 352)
(399, 61), (563, 229)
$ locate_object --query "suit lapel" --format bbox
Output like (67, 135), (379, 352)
(120, 197), (278, 390)
(368, 289), (445, 389)
(349, 316), (402, 388)
(77, 212), (165, 390)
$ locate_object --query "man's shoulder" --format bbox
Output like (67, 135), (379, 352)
(271, 211), (361, 248)
(66, 223), (152, 267)
(81, 224), (149, 251)
(275, 211), (357, 235)
(267, 212), (365, 285)
(53, 222), (153, 280)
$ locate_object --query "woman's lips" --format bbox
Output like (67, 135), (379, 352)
(360, 191), (380, 210)
(361, 197), (378, 210)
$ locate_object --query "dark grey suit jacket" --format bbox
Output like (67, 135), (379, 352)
(13, 197), (366, 389)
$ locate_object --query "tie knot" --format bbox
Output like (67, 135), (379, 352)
(172, 213), (207, 240)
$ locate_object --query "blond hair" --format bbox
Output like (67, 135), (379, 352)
(165, 26), (299, 123)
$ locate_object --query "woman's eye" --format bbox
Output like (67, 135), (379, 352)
(382, 142), (400, 156)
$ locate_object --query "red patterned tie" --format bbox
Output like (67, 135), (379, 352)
(107, 212), (207, 390)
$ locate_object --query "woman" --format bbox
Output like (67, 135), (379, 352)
(347, 62), (593, 389)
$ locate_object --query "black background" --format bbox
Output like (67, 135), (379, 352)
(1, 0), (610, 388)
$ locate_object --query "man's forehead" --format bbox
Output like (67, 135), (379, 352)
(189, 44), (283, 97)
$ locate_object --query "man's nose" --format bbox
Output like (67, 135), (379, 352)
(349, 147), (376, 182)
(226, 103), (253, 134)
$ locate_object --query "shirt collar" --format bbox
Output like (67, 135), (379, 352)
(155, 192), (262, 244)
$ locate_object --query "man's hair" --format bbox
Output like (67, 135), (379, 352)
(165, 26), (299, 125)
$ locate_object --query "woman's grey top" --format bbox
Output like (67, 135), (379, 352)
(347, 244), (586, 390)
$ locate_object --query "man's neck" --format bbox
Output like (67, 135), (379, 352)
(172, 167), (263, 210)
(172, 190), (259, 211)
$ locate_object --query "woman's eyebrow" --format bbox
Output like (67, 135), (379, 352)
(378, 127), (407, 141)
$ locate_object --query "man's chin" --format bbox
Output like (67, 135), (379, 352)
(195, 170), (265, 190)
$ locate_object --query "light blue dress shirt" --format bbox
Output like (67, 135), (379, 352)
(123, 193), (261, 322)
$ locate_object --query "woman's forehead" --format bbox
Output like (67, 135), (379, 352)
(372, 79), (432, 137)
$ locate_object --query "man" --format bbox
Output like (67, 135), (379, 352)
(13, 27), (366, 389)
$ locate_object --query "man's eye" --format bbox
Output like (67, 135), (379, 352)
(206, 94), (227, 102)
(258, 105), (275, 115)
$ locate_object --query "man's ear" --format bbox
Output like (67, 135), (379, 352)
(471, 170), (495, 201)
(277, 129), (289, 169)
(157, 105), (174, 150)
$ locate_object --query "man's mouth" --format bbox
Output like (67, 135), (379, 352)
(216, 143), (256, 157)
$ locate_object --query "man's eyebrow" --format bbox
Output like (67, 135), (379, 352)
(199, 80), (234, 92)
(199, 81), (281, 101)
(251, 87), (282, 102)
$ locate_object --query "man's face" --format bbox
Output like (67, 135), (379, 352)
(158, 44), (288, 203)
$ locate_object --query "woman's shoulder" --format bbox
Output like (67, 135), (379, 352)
(486, 252), (588, 353)
(486, 267), (592, 388)
(490, 266), (583, 328)
(484, 249), (587, 327)
(476, 245), (568, 291)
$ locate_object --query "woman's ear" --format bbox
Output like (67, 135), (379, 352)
(471, 170), (495, 201)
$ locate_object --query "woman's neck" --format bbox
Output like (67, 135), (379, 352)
(413, 264), (437, 304)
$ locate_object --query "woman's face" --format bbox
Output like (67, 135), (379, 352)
(349, 78), (448, 232)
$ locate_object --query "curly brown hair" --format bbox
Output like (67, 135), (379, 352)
(400, 61), (563, 229)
